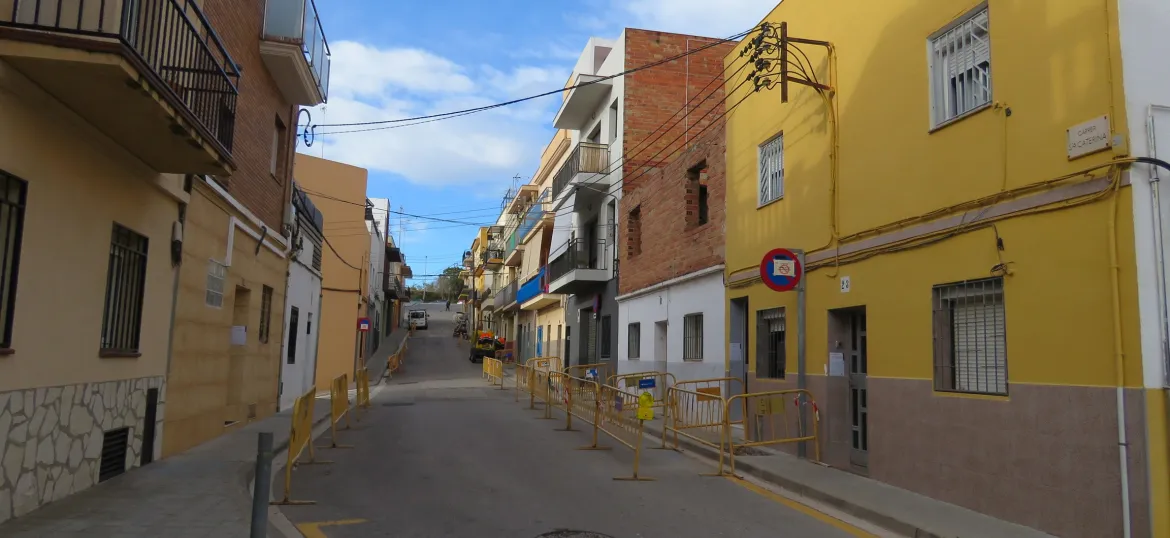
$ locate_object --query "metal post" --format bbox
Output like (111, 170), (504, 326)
(250, 432), (274, 538)
(796, 250), (808, 459)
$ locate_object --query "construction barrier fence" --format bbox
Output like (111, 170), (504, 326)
(356, 368), (371, 409)
(566, 362), (610, 384)
(272, 388), (330, 505)
(728, 389), (820, 475)
(483, 357), (505, 388)
(323, 374), (353, 449)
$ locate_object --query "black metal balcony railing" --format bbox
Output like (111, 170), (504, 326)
(547, 238), (607, 284)
(480, 248), (504, 263)
(551, 143), (609, 201)
(2, 0), (241, 152)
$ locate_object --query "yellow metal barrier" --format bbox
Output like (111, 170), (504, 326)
(608, 371), (676, 410)
(321, 374), (353, 449)
(525, 357), (556, 410)
(272, 388), (331, 505)
(387, 349), (403, 379)
(566, 362), (610, 384)
(356, 368), (371, 407)
(725, 389), (820, 475)
(483, 357), (505, 388)
(514, 363), (530, 402)
(597, 383), (656, 481)
(664, 377), (745, 475)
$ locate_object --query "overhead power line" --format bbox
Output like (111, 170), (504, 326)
(303, 27), (759, 136)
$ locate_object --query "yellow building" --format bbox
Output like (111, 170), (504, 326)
(723, 1), (1155, 536)
(296, 154), (371, 391)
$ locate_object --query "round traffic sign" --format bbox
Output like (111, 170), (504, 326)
(760, 248), (803, 292)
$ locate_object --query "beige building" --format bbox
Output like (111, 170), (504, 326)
(162, 0), (331, 457)
(0, 0), (244, 522)
(296, 154), (372, 390)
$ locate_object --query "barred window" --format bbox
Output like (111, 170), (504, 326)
(259, 285), (273, 343)
(929, 6), (991, 127)
(683, 314), (703, 361)
(755, 308), (786, 378)
(206, 261), (226, 307)
(0, 171), (27, 349)
(758, 134), (784, 206)
(628, 322), (641, 359)
(101, 224), (149, 354)
(933, 277), (1007, 395)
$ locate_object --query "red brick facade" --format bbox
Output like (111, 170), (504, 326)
(621, 29), (734, 191)
(204, 0), (298, 229)
(619, 123), (725, 296)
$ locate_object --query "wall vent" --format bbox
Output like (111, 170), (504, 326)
(99, 427), (130, 482)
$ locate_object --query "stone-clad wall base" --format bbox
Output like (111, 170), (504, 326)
(0, 376), (165, 524)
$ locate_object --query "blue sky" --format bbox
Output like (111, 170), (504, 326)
(298, 0), (775, 286)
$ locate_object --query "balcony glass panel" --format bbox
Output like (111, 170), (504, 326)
(262, 0), (331, 101)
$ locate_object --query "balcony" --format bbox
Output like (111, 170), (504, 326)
(547, 239), (608, 295)
(480, 248), (504, 270)
(503, 184), (538, 214)
(519, 266), (562, 311)
(480, 287), (496, 311)
(551, 143), (609, 202)
(552, 73), (612, 129)
(261, 0), (330, 106)
(0, 0), (240, 174)
(462, 250), (474, 268)
(497, 279), (518, 311)
(503, 230), (523, 267)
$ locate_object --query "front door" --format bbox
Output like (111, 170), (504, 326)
(847, 310), (869, 468)
(728, 298), (748, 423)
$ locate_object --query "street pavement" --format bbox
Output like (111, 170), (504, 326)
(275, 303), (881, 538)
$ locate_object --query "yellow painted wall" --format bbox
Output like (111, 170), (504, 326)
(296, 154), (370, 391)
(0, 62), (182, 391)
(164, 181), (289, 456)
(724, 0), (1140, 387)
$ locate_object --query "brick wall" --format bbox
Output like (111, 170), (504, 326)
(619, 122), (725, 296)
(204, 0), (297, 230)
(621, 29), (734, 191)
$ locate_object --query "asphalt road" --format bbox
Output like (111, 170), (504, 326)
(275, 303), (875, 538)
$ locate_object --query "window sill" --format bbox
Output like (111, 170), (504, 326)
(928, 102), (993, 134)
(0, 348), (13, 356)
(683, 358), (703, 362)
(932, 388), (1009, 400)
(757, 196), (783, 210)
(99, 350), (142, 359)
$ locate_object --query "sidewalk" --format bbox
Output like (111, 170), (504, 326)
(640, 420), (1055, 538)
(0, 401), (331, 537)
(365, 327), (410, 383)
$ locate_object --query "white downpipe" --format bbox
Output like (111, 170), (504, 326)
(1148, 105), (1170, 387)
(222, 216), (288, 266)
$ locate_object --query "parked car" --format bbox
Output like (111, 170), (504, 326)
(409, 310), (428, 330)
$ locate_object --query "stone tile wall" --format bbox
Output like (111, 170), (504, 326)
(0, 376), (165, 524)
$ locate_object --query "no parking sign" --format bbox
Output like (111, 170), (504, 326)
(760, 248), (803, 292)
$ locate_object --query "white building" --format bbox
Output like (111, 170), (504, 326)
(365, 198), (386, 353)
(279, 183), (324, 410)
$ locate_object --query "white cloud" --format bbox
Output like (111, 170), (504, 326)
(618, 0), (777, 37)
(302, 41), (569, 188)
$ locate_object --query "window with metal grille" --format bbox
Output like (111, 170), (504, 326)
(600, 315), (612, 358)
(98, 427), (129, 482)
(0, 171), (27, 349)
(756, 308), (786, 378)
(206, 260), (226, 307)
(929, 6), (991, 127)
(932, 277), (1007, 395)
(758, 134), (784, 206)
(683, 314), (703, 361)
(101, 225), (149, 354)
(628, 322), (641, 359)
(259, 286), (273, 343)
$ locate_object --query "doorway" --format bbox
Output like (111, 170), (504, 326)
(653, 320), (668, 368)
(830, 307), (868, 469)
(728, 297), (749, 423)
(226, 286), (250, 425)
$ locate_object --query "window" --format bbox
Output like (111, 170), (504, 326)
(929, 6), (991, 127)
(683, 314), (703, 361)
(628, 322), (641, 359)
(933, 277), (1007, 395)
(600, 315), (612, 358)
(0, 171), (27, 349)
(101, 224), (149, 354)
(271, 116), (289, 180)
(756, 308), (786, 378)
(627, 206), (642, 257)
(312, 242), (322, 271)
(758, 134), (784, 205)
(259, 285), (273, 343)
(286, 306), (299, 364)
(686, 161), (709, 227)
(307, 312), (312, 335)
(206, 261), (226, 307)
(608, 100), (619, 142)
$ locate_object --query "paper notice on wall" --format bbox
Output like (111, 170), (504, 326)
(231, 325), (247, 346)
(829, 352), (845, 377)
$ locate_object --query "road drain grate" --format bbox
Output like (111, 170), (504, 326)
(381, 402), (416, 407)
(534, 531), (615, 538)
